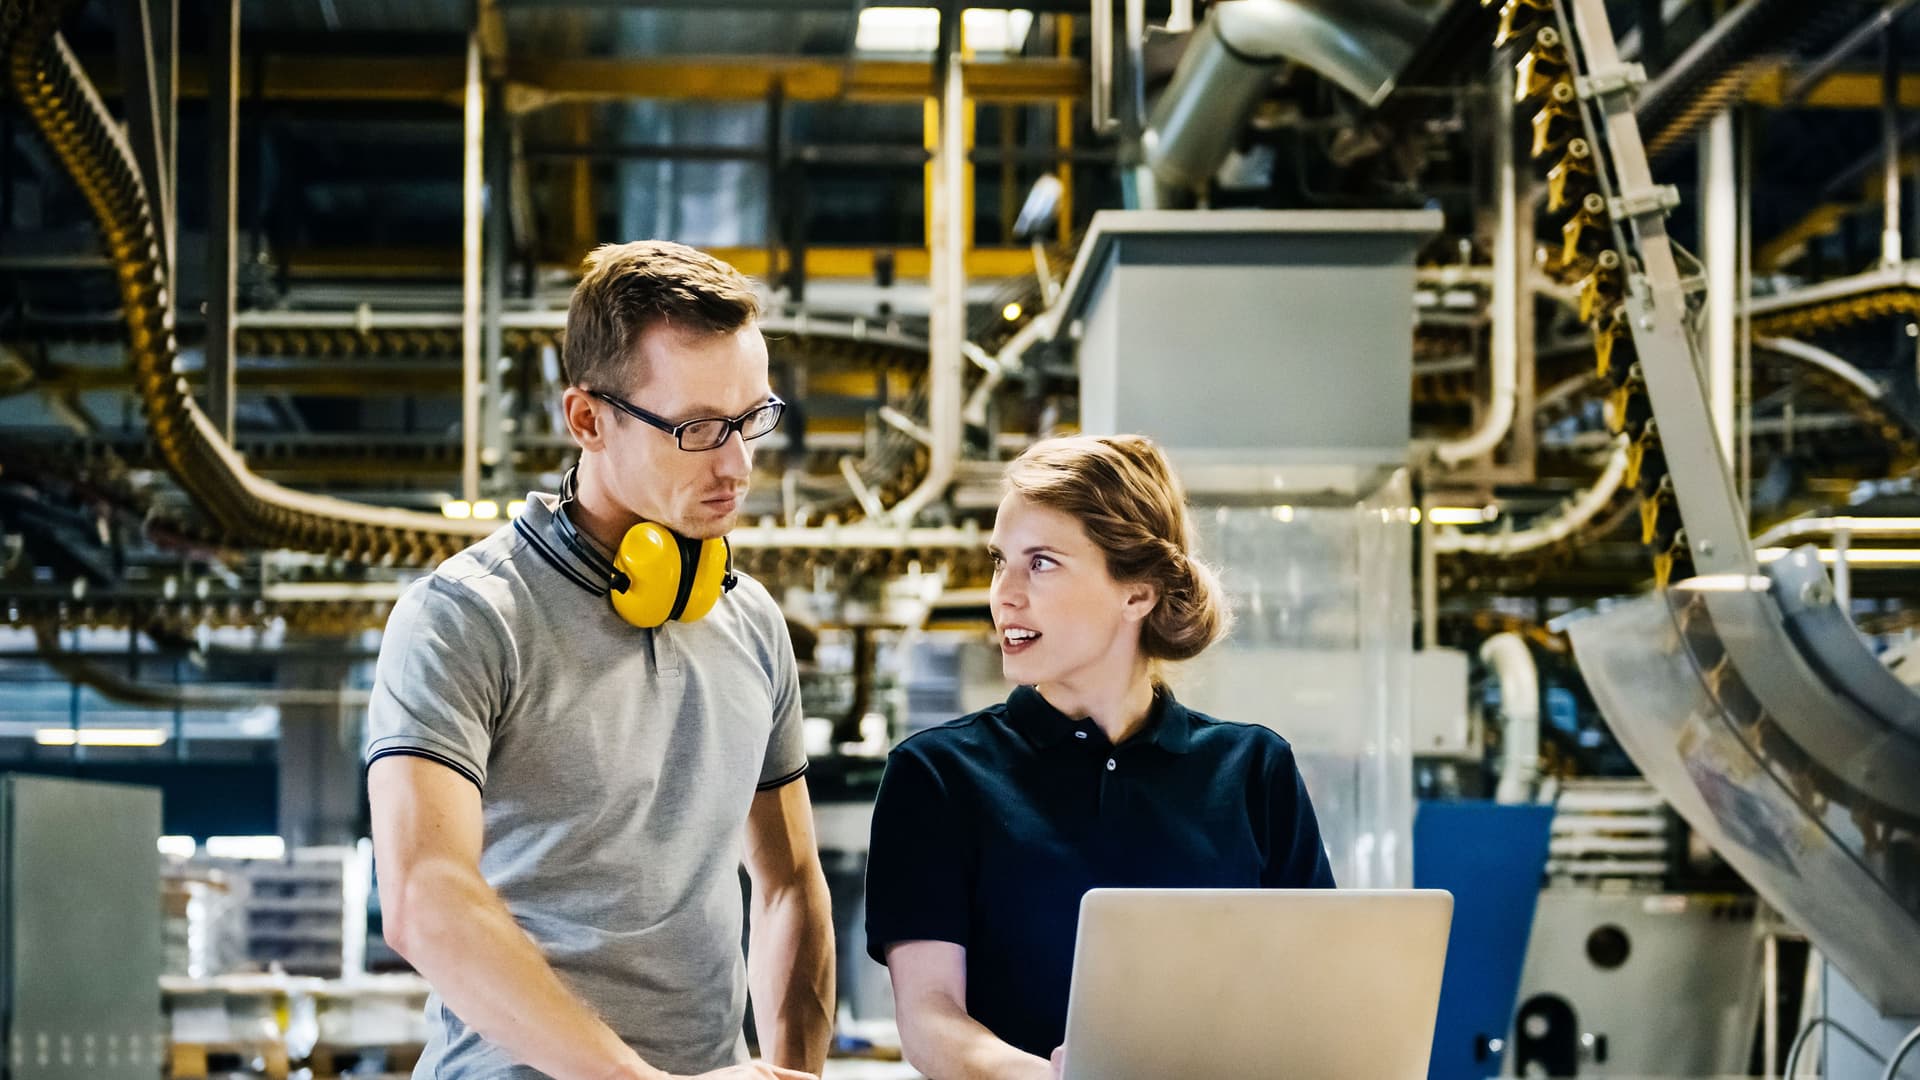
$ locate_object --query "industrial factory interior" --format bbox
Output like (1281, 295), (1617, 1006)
(9, 0), (1920, 1076)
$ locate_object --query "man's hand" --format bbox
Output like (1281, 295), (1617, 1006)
(1050, 1046), (1067, 1078)
(681, 1065), (817, 1080)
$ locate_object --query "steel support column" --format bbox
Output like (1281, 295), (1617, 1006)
(115, 0), (178, 310)
(205, 0), (239, 440)
(483, 75), (511, 494)
(462, 34), (484, 504)
(1703, 110), (1738, 466)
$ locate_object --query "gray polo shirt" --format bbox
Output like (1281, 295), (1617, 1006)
(365, 491), (808, 1079)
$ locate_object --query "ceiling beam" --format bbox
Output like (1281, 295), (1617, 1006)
(272, 245), (1040, 280)
(495, 0), (1107, 10)
(84, 54), (1084, 110)
(1748, 66), (1920, 108)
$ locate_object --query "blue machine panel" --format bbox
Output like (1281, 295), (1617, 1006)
(1414, 800), (1555, 1080)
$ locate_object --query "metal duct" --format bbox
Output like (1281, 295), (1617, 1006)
(1142, 0), (1431, 200)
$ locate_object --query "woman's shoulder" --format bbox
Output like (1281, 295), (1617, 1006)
(889, 701), (1015, 765)
(1178, 701), (1301, 761)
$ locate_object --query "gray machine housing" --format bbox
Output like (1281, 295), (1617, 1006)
(0, 775), (164, 1080)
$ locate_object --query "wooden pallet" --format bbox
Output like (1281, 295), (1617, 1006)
(168, 1040), (290, 1080)
(308, 1042), (424, 1076)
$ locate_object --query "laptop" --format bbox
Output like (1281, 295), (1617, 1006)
(1059, 888), (1453, 1080)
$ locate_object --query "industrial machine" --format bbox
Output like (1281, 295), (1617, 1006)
(1506, 0), (1920, 1068)
(1051, 207), (1437, 889)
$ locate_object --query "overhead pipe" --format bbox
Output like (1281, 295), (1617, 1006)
(1435, 62), (1519, 467)
(888, 10), (966, 525)
(1753, 515), (1920, 548)
(962, 315), (1048, 430)
(1483, 632), (1542, 804)
(31, 623), (372, 710)
(1435, 437), (1631, 555)
(1753, 336), (1887, 399)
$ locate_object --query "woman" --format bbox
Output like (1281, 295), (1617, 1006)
(863, 434), (1336, 1079)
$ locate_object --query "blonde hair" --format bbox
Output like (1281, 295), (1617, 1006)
(1004, 434), (1229, 663)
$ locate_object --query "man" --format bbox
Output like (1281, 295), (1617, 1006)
(366, 241), (834, 1080)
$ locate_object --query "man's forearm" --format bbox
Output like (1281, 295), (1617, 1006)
(747, 871), (835, 1073)
(391, 861), (664, 1080)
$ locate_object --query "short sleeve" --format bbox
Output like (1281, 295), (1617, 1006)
(1263, 745), (1337, 888)
(864, 746), (973, 963)
(757, 609), (809, 791)
(364, 576), (511, 790)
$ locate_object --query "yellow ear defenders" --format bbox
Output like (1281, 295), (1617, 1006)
(550, 467), (738, 628)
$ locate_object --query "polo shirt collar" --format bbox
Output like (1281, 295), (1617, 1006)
(1007, 684), (1195, 754)
(513, 491), (614, 596)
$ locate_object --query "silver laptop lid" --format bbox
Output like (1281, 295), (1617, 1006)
(1061, 888), (1453, 1080)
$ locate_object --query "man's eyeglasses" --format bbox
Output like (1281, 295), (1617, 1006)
(590, 390), (786, 452)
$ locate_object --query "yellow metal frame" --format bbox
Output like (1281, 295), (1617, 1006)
(1746, 66), (1920, 109)
(1057, 14), (1075, 248)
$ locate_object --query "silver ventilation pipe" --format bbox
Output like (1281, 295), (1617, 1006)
(1141, 0), (1428, 201)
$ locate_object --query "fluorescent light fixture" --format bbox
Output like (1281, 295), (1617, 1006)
(1757, 546), (1920, 566)
(1672, 574), (1771, 594)
(1427, 505), (1500, 526)
(1271, 505), (1295, 523)
(855, 8), (1034, 55)
(473, 500), (501, 521)
(856, 8), (939, 53)
(204, 835), (286, 861)
(964, 8), (1035, 53)
(1002, 302), (1023, 322)
(158, 835), (197, 859)
(507, 500), (528, 519)
(263, 581), (408, 603)
(35, 727), (169, 747)
(1815, 548), (1920, 565)
(442, 500), (473, 520)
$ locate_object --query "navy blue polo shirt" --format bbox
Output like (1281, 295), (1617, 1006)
(863, 685), (1335, 1059)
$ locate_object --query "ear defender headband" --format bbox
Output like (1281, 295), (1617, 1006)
(551, 468), (738, 628)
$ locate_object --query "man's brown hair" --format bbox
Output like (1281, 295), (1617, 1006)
(562, 240), (761, 393)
